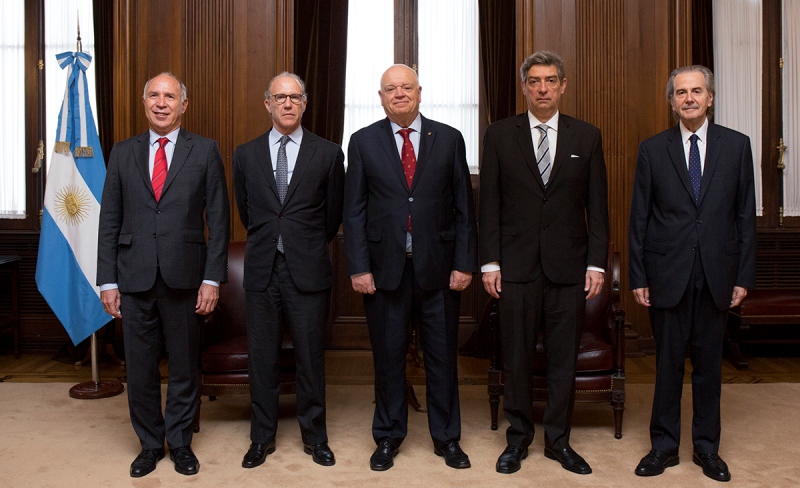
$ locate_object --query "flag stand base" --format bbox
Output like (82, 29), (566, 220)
(69, 332), (125, 399)
(69, 380), (124, 399)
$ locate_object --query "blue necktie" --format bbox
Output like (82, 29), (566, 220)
(688, 134), (701, 204)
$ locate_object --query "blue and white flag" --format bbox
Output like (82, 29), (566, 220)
(36, 50), (110, 345)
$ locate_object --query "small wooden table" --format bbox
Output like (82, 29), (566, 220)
(0, 255), (21, 358)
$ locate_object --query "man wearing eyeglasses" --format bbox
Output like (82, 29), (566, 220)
(233, 72), (345, 469)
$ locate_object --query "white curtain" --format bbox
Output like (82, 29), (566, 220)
(45, 1), (97, 175)
(418, 0), (479, 173)
(783, 1), (800, 216)
(712, 0), (763, 216)
(0, 1), (26, 219)
(341, 0), (394, 164)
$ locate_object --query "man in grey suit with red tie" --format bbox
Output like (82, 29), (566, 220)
(480, 50), (609, 475)
(97, 72), (230, 477)
(233, 72), (344, 469)
(343, 64), (478, 471)
(630, 65), (756, 482)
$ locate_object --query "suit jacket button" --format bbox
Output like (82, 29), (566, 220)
(272, 237), (278, 243)
(152, 233), (156, 238)
(543, 225), (549, 231)
(408, 197), (414, 202)
(691, 245), (696, 251)
(278, 213), (283, 219)
(543, 199), (548, 204)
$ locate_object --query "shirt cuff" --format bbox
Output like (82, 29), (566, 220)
(202, 280), (220, 287)
(587, 266), (605, 273)
(481, 262), (500, 273)
(99, 283), (118, 292)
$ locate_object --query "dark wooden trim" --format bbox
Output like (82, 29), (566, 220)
(393, 0), (417, 68)
(761, 0), (783, 228)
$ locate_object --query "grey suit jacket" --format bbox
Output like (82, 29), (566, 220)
(479, 113), (609, 284)
(233, 128), (345, 293)
(343, 115), (478, 291)
(97, 128), (230, 292)
(628, 122), (756, 310)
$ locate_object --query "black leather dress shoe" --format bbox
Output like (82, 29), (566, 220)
(544, 446), (592, 475)
(304, 442), (335, 466)
(693, 452), (731, 482)
(242, 441), (276, 469)
(169, 446), (199, 476)
(496, 445), (528, 474)
(434, 441), (471, 469)
(130, 448), (165, 478)
(370, 439), (398, 471)
(635, 449), (680, 476)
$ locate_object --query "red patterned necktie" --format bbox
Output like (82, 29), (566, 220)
(398, 128), (416, 231)
(152, 137), (169, 201)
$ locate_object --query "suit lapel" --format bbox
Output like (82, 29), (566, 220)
(134, 132), (153, 198)
(256, 131), (279, 201)
(412, 116), (435, 193)
(377, 118), (408, 190)
(548, 115), (572, 186)
(515, 113), (544, 189)
(698, 123), (722, 206)
(666, 124), (696, 203)
(284, 128), (316, 205)
(161, 128), (192, 199)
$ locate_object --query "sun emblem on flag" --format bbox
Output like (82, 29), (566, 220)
(54, 185), (91, 226)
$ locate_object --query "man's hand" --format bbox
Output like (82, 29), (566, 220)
(195, 283), (219, 315)
(482, 270), (502, 299)
(584, 270), (604, 300)
(450, 270), (472, 291)
(351, 273), (376, 295)
(730, 286), (748, 308)
(100, 289), (122, 318)
(633, 287), (651, 307)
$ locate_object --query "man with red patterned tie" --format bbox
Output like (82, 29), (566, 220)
(97, 72), (229, 478)
(343, 64), (478, 471)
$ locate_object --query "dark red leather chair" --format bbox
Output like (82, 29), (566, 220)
(193, 241), (296, 432)
(484, 244), (626, 438)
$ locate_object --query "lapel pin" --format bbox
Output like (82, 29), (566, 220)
(427, 132), (432, 136)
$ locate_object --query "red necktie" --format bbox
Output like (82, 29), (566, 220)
(398, 128), (416, 231)
(152, 137), (169, 201)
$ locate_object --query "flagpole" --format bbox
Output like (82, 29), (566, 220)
(62, 16), (124, 400)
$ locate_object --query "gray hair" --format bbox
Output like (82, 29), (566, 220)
(519, 50), (566, 82)
(265, 72), (308, 100)
(142, 72), (187, 103)
(666, 65), (715, 121)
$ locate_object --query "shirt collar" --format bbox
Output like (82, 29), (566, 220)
(149, 127), (180, 146)
(269, 125), (304, 147)
(528, 111), (559, 132)
(389, 114), (422, 135)
(679, 117), (709, 144)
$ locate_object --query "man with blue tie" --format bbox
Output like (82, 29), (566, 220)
(629, 65), (756, 482)
(233, 72), (344, 469)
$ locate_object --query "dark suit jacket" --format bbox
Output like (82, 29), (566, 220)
(479, 113), (609, 284)
(343, 115), (478, 291)
(97, 128), (230, 292)
(233, 128), (345, 293)
(628, 122), (756, 310)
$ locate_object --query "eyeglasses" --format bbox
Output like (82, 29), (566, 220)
(271, 93), (305, 104)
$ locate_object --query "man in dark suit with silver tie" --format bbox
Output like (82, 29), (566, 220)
(233, 72), (344, 469)
(97, 72), (230, 478)
(630, 65), (756, 482)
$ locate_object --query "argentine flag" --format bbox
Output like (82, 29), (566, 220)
(36, 51), (110, 345)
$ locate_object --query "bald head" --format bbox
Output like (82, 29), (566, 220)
(378, 64), (421, 128)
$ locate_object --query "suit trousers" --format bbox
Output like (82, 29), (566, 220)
(499, 276), (585, 451)
(121, 269), (200, 450)
(245, 252), (329, 446)
(364, 256), (462, 449)
(648, 250), (727, 454)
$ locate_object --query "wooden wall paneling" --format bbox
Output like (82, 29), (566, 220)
(761, 0), (783, 228)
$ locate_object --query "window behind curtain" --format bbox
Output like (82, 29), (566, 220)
(0, 1), (26, 219)
(341, 0), (479, 173)
(418, 0), (479, 173)
(45, 1), (97, 174)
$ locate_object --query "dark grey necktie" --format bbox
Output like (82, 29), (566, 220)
(536, 124), (552, 185)
(688, 134), (702, 204)
(276, 135), (289, 252)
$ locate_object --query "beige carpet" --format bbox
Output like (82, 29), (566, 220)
(0, 382), (798, 487)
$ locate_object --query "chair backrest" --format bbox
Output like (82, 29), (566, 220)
(582, 243), (614, 342)
(215, 240), (248, 338)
